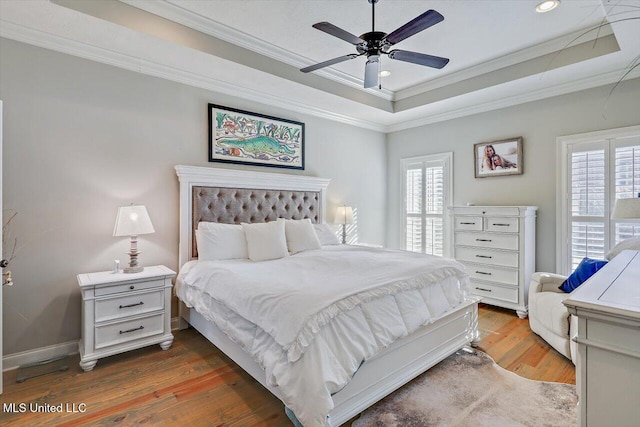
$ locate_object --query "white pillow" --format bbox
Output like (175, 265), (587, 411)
(242, 221), (289, 262)
(196, 222), (248, 261)
(313, 223), (340, 246)
(285, 219), (322, 254)
(605, 236), (640, 260)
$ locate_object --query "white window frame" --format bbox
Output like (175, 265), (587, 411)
(556, 125), (640, 274)
(400, 152), (453, 257)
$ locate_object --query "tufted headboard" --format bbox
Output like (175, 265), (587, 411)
(191, 186), (320, 258)
(175, 166), (330, 267)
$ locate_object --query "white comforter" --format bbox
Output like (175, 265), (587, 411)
(176, 245), (470, 427)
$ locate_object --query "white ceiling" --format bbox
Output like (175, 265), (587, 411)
(0, 0), (639, 132)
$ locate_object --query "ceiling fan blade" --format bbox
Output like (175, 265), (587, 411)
(300, 54), (359, 73)
(364, 55), (380, 89)
(388, 50), (449, 69)
(385, 10), (444, 45)
(312, 22), (363, 45)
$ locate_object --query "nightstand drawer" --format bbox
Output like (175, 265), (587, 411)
(95, 313), (164, 350)
(462, 263), (519, 285)
(455, 246), (519, 268)
(470, 281), (518, 304)
(456, 232), (518, 250)
(95, 290), (164, 323)
(454, 217), (483, 231)
(94, 278), (165, 296)
(485, 217), (519, 233)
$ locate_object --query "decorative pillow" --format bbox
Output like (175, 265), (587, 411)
(559, 257), (608, 293)
(196, 222), (248, 261)
(313, 223), (340, 246)
(605, 237), (640, 261)
(241, 221), (289, 262)
(284, 219), (322, 254)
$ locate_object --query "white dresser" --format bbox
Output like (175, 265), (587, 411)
(563, 250), (640, 427)
(449, 206), (537, 318)
(77, 265), (175, 371)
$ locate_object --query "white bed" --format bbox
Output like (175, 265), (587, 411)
(174, 165), (480, 427)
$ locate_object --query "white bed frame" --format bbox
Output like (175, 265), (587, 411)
(175, 165), (480, 426)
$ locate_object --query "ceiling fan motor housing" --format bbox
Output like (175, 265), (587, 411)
(358, 31), (389, 57)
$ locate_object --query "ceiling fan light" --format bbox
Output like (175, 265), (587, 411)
(379, 70), (391, 77)
(536, 0), (560, 13)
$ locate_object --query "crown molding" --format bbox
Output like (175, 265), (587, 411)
(387, 67), (640, 133)
(0, 20), (386, 132)
(394, 24), (615, 101)
(120, 0), (394, 101)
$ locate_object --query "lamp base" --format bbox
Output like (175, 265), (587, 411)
(123, 266), (144, 274)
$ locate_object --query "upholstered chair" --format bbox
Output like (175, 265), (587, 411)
(528, 273), (577, 364)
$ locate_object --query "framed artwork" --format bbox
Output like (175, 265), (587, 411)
(474, 137), (523, 178)
(208, 104), (304, 170)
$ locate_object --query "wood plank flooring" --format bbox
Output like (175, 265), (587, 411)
(0, 304), (574, 426)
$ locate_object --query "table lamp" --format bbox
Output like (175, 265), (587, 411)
(611, 195), (640, 220)
(113, 204), (155, 273)
(334, 205), (354, 244)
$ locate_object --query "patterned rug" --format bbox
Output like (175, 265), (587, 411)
(353, 349), (577, 427)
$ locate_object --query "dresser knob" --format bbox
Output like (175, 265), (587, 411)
(129, 285), (135, 290)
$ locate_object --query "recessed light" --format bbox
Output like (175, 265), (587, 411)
(536, 0), (560, 13)
(379, 70), (391, 77)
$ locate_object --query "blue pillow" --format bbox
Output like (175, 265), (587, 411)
(559, 257), (608, 293)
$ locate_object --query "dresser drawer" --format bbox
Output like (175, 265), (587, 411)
(485, 217), (519, 233)
(455, 247), (519, 268)
(95, 290), (164, 323)
(456, 232), (518, 250)
(454, 217), (483, 231)
(462, 262), (519, 286)
(470, 281), (518, 304)
(95, 313), (164, 350)
(94, 278), (165, 296)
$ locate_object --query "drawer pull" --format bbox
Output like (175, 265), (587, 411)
(475, 255), (492, 259)
(129, 285), (135, 290)
(119, 301), (144, 309)
(460, 222), (476, 225)
(475, 271), (492, 275)
(475, 287), (492, 292)
(475, 238), (492, 242)
(492, 223), (510, 227)
(119, 326), (144, 335)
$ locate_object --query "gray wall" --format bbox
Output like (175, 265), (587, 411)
(0, 38), (386, 355)
(386, 77), (640, 273)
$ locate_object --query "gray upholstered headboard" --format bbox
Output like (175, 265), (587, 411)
(175, 166), (331, 266)
(191, 186), (320, 258)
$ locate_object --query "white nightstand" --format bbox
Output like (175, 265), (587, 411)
(77, 265), (175, 372)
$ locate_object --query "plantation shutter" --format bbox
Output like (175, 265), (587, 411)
(403, 154), (450, 256)
(614, 137), (640, 243)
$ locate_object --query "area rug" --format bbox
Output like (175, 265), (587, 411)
(352, 349), (577, 427)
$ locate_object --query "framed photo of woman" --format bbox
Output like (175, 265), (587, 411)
(474, 137), (523, 178)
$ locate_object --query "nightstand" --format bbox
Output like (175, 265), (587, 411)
(77, 265), (175, 372)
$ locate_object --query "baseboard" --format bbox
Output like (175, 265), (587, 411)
(3, 340), (79, 372)
(2, 319), (183, 372)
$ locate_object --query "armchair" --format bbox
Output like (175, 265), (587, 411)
(528, 272), (577, 364)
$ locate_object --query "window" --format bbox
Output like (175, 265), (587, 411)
(558, 126), (640, 274)
(401, 153), (452, 256)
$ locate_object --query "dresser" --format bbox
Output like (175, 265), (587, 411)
(563, 250), (640, 427)
(449, 206), (537, 318)
(77, 265), (175, 371)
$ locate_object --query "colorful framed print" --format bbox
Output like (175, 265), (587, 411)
(208, 104), (304, 170)
(474, 137), (523, 178)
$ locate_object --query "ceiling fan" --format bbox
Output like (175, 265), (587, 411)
(300, 0), (449, 89)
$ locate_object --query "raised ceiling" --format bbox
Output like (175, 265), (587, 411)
(1, 0), (639, 131)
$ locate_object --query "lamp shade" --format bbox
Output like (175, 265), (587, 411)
(611, 198), (640, 219)
(113, 205), (155, 236)
(334, 206), (354, 224)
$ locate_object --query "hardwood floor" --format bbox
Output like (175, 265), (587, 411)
(0, 305), (574, 426)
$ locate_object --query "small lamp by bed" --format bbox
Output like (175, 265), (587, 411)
(334, 206), (354, 244)
(113, 204), (155, 273)
(611, 195), (640, 220)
